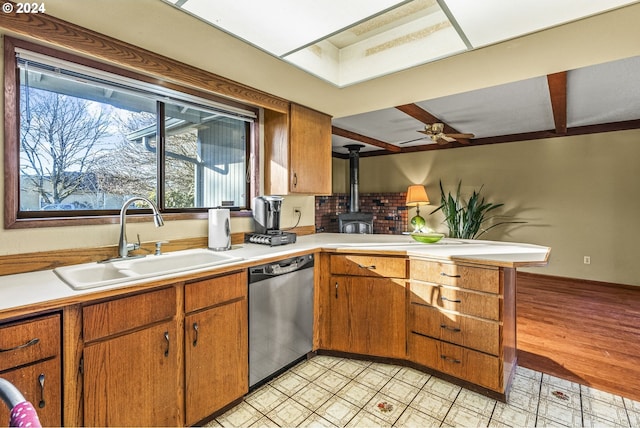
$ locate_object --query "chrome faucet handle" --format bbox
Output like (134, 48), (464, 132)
(155, 240), (169, 255)
(126, 233), (141, 254)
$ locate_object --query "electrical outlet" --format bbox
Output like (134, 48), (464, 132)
(584, 256), (591, 265)
(293, 207), (301, 217)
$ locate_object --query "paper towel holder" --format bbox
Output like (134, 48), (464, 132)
(208, 208), (232, 251)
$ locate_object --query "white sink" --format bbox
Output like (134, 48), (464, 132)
(54, 249), (243, 290)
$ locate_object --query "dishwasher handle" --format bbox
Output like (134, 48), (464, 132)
(249, 255), (314, 282)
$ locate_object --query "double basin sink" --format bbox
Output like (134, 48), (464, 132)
(54, 248), (243, 290)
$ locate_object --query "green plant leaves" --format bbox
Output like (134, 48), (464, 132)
(430, 180), (523, 239)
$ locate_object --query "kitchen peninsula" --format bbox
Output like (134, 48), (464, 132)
(0, 234), (549, 426)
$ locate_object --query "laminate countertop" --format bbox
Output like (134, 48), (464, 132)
(0, 233), (550, 318)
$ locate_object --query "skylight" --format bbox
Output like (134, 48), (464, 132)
(161, 0), (638, 87)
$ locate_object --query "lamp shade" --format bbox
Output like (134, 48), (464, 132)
(406, 185), (430, 206)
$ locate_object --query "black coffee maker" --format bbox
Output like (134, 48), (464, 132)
(245, 196), (297, 246)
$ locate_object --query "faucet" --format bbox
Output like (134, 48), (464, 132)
(118, 197), (165, 258)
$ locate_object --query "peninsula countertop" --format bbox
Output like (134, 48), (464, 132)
(0, 233), (550, 318)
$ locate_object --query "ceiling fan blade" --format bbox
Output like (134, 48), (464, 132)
(436, 137), (450, 145)
(398, 137), (429, 145)
(445, 133), (475, 139)
(417, 130), (431, 135)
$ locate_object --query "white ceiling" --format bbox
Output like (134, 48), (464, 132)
(162, 0), (638, 87)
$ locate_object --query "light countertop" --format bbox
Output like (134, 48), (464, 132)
(0, 233), (550, 317)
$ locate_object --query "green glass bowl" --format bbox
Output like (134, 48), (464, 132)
(410, 232), (445, 244)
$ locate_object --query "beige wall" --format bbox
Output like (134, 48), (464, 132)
(333, 131), (640, 286)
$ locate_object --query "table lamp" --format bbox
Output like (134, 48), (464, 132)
(406, 185), (430, 232)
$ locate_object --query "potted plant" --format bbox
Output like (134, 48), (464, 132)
(430, 180), (524, 239)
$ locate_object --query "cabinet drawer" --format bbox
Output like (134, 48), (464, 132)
(331, 255), (407, 278)
(410, 304), (500, 355)
(83, 287), (176, 342)
(0, 357), (61, 426)
(409, 333), (501, 391)
(0, 314), (60, 371)
(410, 281), (500, 321)
(185, 271), (247, 313)
(411, 259), (500, 294)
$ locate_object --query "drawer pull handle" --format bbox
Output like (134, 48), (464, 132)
(0, 337), (40, 353)
(38, 373), (45, 408)
(440, 355), (461, 364)
(440, 272), (461, 278)
(440, 296), (461, 303)
(440, 324), (461, 332)
(335, 282), (339, 298)
(192, 323), (199, 347)
(358, 264), (376, 270)
(164, 331), (170, 357)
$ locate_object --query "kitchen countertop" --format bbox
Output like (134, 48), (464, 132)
(0, 233), (550, 318)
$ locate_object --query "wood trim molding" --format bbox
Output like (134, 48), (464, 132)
(0, 8), (289, 113)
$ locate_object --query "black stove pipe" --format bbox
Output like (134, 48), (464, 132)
(344, 144), (364, 213)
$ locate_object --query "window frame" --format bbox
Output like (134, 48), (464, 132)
(4, 37), (259, 229)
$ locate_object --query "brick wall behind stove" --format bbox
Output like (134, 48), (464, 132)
(315, 193), (408, 234)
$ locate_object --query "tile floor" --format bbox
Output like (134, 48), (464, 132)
(206, 355), (640, 427)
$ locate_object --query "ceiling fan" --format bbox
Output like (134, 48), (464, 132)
(418, 123), (474, 144)
(400, 123), (474, 145)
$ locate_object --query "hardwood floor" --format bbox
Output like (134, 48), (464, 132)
(516, 272), (640, 402)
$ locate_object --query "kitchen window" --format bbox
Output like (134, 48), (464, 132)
(4, 40), (258, 228)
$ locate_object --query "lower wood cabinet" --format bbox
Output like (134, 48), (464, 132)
(79, 272), (248, 427)
(326, 255), (408, 359)
(0, 314), (62, 427)
(184, 272), (248, 426)
(82, 287), (181, 427)
(83, 321), (180, 427)
(318, 253), (517, 399)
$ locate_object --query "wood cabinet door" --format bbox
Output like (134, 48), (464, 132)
(0, 358), (61, 427)
(329, 276), (406, 359)
(83, 321), (180, 427)
(184, 299), (248, 426)
(289, 103), (332, 194)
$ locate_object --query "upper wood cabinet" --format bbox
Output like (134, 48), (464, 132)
(264, 103), (332, 195)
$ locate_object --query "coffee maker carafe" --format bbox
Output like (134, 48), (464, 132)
(246, 196), (297, 246)
(253, 195), (283, 233)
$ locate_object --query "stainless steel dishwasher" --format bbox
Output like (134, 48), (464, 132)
(248, 254), (314, 388)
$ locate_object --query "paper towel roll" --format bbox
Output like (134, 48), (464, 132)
(208, 209), (231, 251)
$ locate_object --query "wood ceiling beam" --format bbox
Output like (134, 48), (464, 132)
(395, 103), (471, 144)
(331, 126), (402, 152)
(547, 72), (568, 135)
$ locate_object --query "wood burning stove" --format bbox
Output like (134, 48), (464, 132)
(338, 144), (374, 234)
